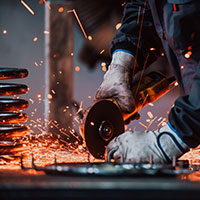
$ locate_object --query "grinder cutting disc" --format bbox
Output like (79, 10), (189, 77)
(84, 99), (124, 159)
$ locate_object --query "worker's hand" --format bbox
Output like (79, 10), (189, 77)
(95, 51), (135, 113)
(106, 122), (189, 163)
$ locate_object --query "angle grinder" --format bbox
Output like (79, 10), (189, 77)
(79, 72), (176, 159)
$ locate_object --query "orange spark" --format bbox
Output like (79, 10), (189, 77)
(67, 9), (87, 39)
(100, 49), (105, 54)
(43, 0), (51, 10)
(134, 53), (149, 99)
(173, 3), (177, 11)
(29, 98), (34, 104)
(76, 101), (83, 115)
(184, 51), (192, 59)
(2, 29), (7, 34)
(174, 81), (179, 86)
(115, 23), (122, 30)
(138, 122), (147, 129)
(180, 65), (184, 70)
(121, 2), (126, 6)
(90, 122), (95, 126)
(101, 62), (106, 67)
(43, 30), (49, 34)
(48, 94), (52, 100)
(38, 0), (43, 4)
(36, 92), (42, 101)
(58, 7), (64, 13)
(34, 62), (39, 67)
(101, 62), (107, 72)
(161, 122), (167, 126)
(132, 0), (148, 79)
(102, 66), (107, 72)
(33, 37), (38, 42)
(75, 66), (80, 72)
(150, 47), (156, 51)
(137, 6), (141, 24)
(40, 60), (43, 66)
(147, 111), (153, 119)
(73, 116), (80, 124)
(146, 116), (157, 131)
(21, 0), (35, 15)
(157, 118), (166, 127)
(88, 35), (93, 40)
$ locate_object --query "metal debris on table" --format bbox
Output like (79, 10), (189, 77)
(20, 154), (195, 177)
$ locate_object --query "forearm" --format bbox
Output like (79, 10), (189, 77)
(110, 0), (163, 72)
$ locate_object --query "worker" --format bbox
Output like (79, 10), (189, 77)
(95, 0), (200, 163)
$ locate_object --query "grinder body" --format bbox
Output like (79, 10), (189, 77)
(79, 72), (176, 159)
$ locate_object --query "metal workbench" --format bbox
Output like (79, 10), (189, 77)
(1, 169), (200, 200)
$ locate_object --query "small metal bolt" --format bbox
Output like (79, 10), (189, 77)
(149, 155), (153, 168)
(172, 155), (176, 167)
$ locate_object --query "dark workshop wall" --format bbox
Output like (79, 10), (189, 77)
(0, 0), (105, 134)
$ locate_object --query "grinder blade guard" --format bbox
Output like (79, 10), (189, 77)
(80, 99), (124, 159)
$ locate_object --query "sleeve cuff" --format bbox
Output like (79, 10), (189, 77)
(112, 49), (134, 56)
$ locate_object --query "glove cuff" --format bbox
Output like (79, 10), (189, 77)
(166, 122), (189, 150)
(111, 50), (134, 68)
(157, 122), (189, 163)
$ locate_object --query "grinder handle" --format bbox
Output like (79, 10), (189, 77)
(122, 72), (176, 123)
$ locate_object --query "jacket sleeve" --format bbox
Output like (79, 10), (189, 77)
(110, 0), (163, 70)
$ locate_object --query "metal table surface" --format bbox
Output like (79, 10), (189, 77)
(0, 169), (200, 200)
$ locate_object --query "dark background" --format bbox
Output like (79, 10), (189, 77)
(0, 0), (180, 134)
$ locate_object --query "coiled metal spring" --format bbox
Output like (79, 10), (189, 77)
(0, 68), (29, 157)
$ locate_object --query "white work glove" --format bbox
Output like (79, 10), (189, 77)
(106, 122), (189, 163)
(95, 51), (135, 113)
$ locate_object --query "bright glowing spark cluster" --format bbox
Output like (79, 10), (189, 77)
(1, 1), (199, 170)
